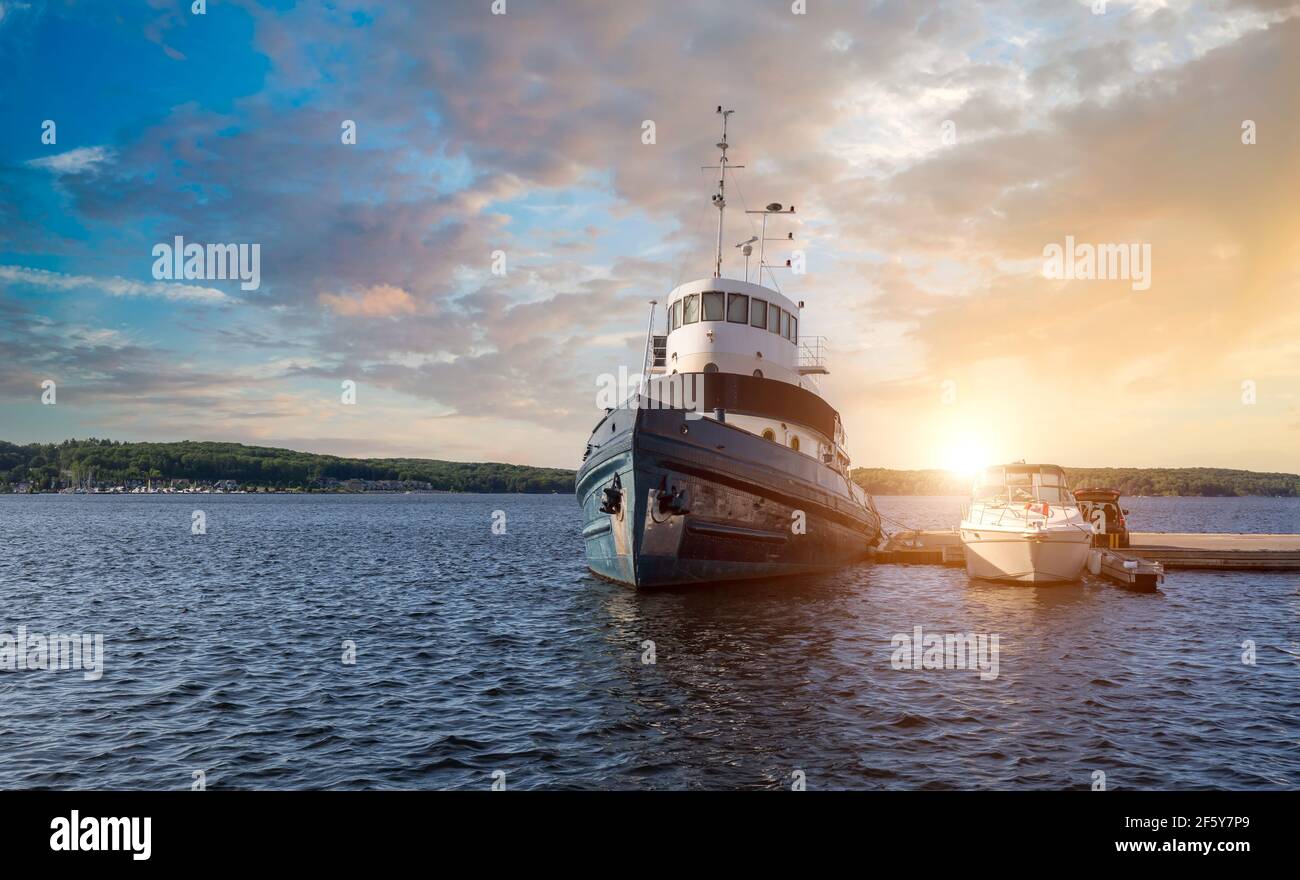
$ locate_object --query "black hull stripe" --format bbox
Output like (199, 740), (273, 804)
(685, 519), (789, 544)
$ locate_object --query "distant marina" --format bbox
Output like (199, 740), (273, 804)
(38, 478), (439, 495)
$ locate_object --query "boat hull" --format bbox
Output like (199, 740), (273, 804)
(577, 406), (881, 588)
(960, 528), (1091, 584)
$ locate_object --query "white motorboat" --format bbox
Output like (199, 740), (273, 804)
(959, 463), (1091, 584)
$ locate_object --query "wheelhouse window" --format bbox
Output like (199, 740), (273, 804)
(683, 293), (699, 324)
(790, 316), (797, 344)
(703, 362), (719, 373)
(780, 310), (790, 339)
(790, 435), (800, 452)
(750, 298), (767, 327)
(727, 293), (748, 323)
(672, 299), (683, 331)
(761, 428), (776, 441)
(702, 291), (725, 321)
(767, 303), (780, 333)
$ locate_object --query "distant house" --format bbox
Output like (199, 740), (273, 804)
(13, 482), (32, 493)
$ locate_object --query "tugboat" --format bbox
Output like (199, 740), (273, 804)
(576, 108), (882, 587)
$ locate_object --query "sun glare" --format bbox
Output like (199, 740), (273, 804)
(941, 437), (990, 479)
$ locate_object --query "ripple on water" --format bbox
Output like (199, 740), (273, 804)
(0, 493), (1297, 790)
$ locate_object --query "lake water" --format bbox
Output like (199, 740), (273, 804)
(1, 494), (1296, 790)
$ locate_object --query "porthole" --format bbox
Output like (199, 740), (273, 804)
(753, 369), (763, 378)
(703, 362), (719, 373)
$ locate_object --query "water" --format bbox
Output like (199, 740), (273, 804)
(1, 494), (1296, 790)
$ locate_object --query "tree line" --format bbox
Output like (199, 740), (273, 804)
(851, 466), (1300, 497)
(3, 439), (1293, 497)
(0, 439), (575, 493)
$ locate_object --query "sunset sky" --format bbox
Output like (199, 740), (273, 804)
(1, 0), (1297, 472)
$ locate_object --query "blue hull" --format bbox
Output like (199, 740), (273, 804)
(576, 406), (882, 588)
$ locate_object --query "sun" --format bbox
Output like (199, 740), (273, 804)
(941, 436), (990, 479)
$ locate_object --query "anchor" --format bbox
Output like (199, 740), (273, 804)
(655, 476), (691, 516)
(599, 473), (623, 515)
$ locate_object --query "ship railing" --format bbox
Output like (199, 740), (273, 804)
(965, 499), (1024, 527)
(797, 336), (829, 375)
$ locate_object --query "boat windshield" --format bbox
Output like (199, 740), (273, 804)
(1036, 485), (1073, 503)
(972, 482), (1011, 503)
(972, 466), (1074, 505)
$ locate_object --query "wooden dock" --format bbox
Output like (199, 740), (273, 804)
(877, 530), (1300, 577)
(1126, 533), (1300, 570)
(876, 529), (965, 566)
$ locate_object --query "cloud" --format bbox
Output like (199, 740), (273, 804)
(0, 2), (32, 27)
(3, 0), (1299, 469)
(0, 265), (229, 304)
(319, 284), (419, 317)
(26, 146), (116, 176)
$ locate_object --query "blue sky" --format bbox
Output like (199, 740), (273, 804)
(1, 0), (1297, 471)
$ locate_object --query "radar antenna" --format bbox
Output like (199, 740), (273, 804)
(744, 201), (797, 290)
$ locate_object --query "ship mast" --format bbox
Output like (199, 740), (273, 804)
(703, 107), (743, 278)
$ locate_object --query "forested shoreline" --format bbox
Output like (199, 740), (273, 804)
(1, 439), (1295, 496)
(850, 466), (1300, 497)
(0, 439), (574, 493)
